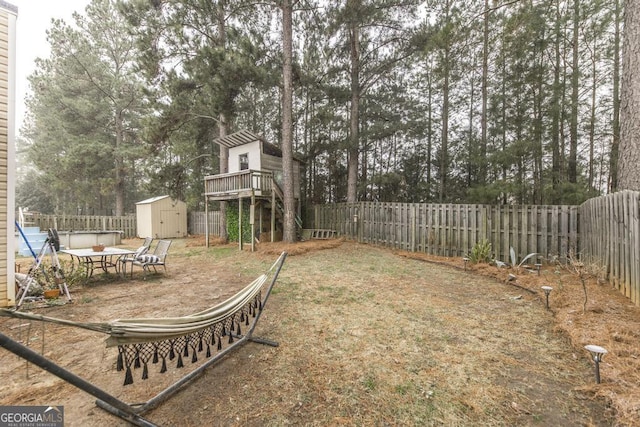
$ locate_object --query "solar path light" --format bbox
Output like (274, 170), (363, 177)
(541, 286), (553, 310)
(584, 345), (608, 384)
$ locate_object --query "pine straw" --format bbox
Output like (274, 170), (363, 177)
(184, 234), (346, 255)
(257, 237), (346, 256)
(397, 250), (640, 426)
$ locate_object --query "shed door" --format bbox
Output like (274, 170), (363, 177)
(160, 210), (180, 238)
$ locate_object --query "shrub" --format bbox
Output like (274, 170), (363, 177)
(469, 239), (492, 264)
(226, 201), (252, 243)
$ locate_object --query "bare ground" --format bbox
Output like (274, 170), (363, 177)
(1, 237), (638, 426)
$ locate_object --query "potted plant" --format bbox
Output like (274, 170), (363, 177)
(43, 284), (61, 299)
(42, 275), (64, 299)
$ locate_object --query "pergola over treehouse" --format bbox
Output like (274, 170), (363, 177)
(204, 130), (303, 250)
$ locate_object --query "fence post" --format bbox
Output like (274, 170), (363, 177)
(308, 198), (638, 306)
(410, 204), (416, 252)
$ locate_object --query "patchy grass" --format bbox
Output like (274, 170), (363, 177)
(4, 239), (633, 426)
(398, 249), (640, 427)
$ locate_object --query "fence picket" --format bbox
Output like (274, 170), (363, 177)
(28, 194), (623, 307)
(23, 211), (225, 239)
(311, 199), (640, 305)
(24, 213), (136, 238)
(633, 193), (640, 305)
(311, 202), (581, 263)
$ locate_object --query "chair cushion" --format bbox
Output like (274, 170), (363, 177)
(137, 254), (160, 264)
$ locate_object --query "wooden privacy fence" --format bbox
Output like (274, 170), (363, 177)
(21, 212), (224, 239)
(24, 213), (137, 238)
(188, 211), (222, 236)
(311, 202), (579, 264)
(312, 197), (640, 306)
(580, 190), (640, 305)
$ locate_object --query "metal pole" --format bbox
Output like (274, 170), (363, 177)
(135, 334), (251, 414)
(585, 345), (607, 384)
(0, 332), (156, 427)
(247, 252), (287, 337)
(16, 240), (49, 308)
(594, 360), (601, 384)
(15, 220), (37, 259)
(137, 252), (287, 414)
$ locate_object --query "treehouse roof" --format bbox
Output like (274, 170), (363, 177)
(213, 130), (304, 162)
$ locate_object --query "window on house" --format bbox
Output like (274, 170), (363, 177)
(239, 153), (249, 170)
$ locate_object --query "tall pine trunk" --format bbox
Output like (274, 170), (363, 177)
(568, 0), (579, 184)
(551, 1), (562, 201)
(467, 58), (476, 187)
(282, 0), (297, 241)
(618, 0), (640, 190)
(588, 23), (597, 191)
(439, 0), (451, 202)
(115, 111), (125, 216)
(217, 0), (229, 241)
(426, 66), (433, 200)
(218, 117), (229, 241)
(610, 0), (621, 192)
(480, 0), (489, 186)
(347, 0), (361, 203)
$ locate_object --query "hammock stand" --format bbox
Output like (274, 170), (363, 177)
(0, 252), (287, 427)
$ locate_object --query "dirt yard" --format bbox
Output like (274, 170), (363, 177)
(1, 238), (639, 426)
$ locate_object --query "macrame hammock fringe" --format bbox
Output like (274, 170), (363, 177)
(1, 252), (287, 386)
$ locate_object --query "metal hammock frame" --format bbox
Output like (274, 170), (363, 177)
(0, 252), (287, 427)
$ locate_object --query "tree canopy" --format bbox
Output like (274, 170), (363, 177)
(17, 0), (624, 215)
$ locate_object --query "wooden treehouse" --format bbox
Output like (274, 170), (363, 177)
(204, 130), (303, 250)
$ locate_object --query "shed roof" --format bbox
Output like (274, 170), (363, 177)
(136, 195), (172, 205)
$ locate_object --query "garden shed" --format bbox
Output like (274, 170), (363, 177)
(135, 196), (187, 239)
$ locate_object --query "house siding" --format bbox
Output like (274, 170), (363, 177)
(261, 153), (301, 199)
(0, 2), (16, 307)
(229, 140), (261, 173)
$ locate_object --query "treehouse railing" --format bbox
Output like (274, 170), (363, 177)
(204, 170), (275, 198)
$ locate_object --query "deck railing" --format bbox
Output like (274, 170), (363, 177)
(204, 170), (275, 197)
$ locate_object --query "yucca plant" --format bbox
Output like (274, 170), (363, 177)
(469, 239), (492, 264)
(509, 246), (538, 271)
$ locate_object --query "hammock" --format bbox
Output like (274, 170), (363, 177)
(106, 271), (268, 346)
(1, 251), (287, 386)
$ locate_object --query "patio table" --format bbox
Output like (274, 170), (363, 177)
(60, 247), (135, 278)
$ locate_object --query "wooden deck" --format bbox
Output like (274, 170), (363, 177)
(204, 170), (279, 201)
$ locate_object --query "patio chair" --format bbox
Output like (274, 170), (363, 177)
(130, 239), (172, 279)
(119, 237), (153, 276)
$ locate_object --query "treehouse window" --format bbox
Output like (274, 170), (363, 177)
(239, 153), (249, 170)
